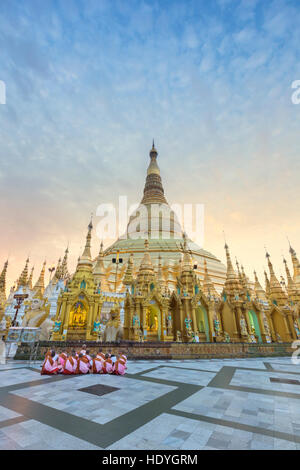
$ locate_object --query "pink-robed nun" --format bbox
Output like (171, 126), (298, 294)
(58, 352), (67, 370)
(102, 354), (113, 374)
(120, 354), (127, 363)
(41, 351), (59, 375)
(114, 357), (127, 376)
(92, 357), (104, 374)
(76, 355), (91, 374)
(63, 352), (77, 375)
(85, 350), (92, 362)
(96, 352), (105, 362)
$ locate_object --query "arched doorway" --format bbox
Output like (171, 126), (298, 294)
(196, 304), (210, 341)
(146, 302), (162, 341)
(248, 310), (262, 343)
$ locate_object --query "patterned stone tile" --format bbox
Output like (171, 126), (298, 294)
(0, 368), (49, 387)
(143, 366), (215, 385)
(0, 405), (21, 422)
(1, 419), (102, 449)
(12, 373), (174, 424)
(0, 357), (298, 450)
(231, 369), (300, 394)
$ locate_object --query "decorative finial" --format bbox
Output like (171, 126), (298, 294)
(287, 236), (296, 255)
(149, 141), (157, 157)
(88, 213), (93, 230)
(223, 230), (228, 249)
(264, 246), (270, 259)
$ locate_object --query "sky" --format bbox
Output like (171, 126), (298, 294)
(0, 0), (299, 290)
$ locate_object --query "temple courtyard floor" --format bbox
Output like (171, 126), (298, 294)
(0, 356), (300, 450)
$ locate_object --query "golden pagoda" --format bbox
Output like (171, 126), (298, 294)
(52, 219), (105, 341)
(102, 142), (227, 293)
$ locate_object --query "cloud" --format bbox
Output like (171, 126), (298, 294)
(0, 0), (299, 288)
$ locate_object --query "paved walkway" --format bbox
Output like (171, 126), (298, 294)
(0, 357), (299, 449)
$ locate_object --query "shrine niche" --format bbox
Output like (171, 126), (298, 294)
(69, 301), (88, 328)
(124, 288), (173, 342)
(145, 302), (161, 341)
(195, 305), (210, 341)
(247, 309), (262, 343)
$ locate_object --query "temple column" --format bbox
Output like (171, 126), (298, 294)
(87, 302), (94, 333)
(282, 314), (293, 341)
(160, 308), (166, 341)
(178, 302), (184, 340)
(286, 313), (297, 340)
(141, 304), (147, 339)
(63, 302), (72, 339)
(268, 314), (277, 342)
(55, 299), (62, 321)
(232, 304), (240, 341)
(207, 304), (215, 342)
(191, 305), (197, 332)
(59, 300), (67, 327)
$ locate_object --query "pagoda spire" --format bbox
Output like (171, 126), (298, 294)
(157, 254), (165, 286)
(77, 218), (93, 270)
(123, 253), (134, 287)
(225, 243), (235, 277)
(235, 259), (243, 284)
(141, 142), (167, 205)
(284, 257), (294, 286)
(0, 260), (8, 306)
(254, 270), (268, 302)
(264, 270), (270, 297)
(33, 261), (46, 297)
(180, 233), (193, 274)
(283, 257), (300, 301)
(136, 239), (155, 294)
(138, 239), (154, 272)
(266, 251), (287, 305)
(288, 241), (300, 287)
(28, 266), (34, 289)
(93, 241), (109, 291)
(0, 260), (8, 294)
(61, 247), (69, 279)
(54, 257), (62, 281)
(224, 243), (242, 299)
(241, 265), (253, 297)
(17, 258), (29, 288)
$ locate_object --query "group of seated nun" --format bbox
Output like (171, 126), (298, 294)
(41, 344), (127, 376)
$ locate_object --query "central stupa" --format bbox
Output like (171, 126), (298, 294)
(103, 142), (226, 292)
